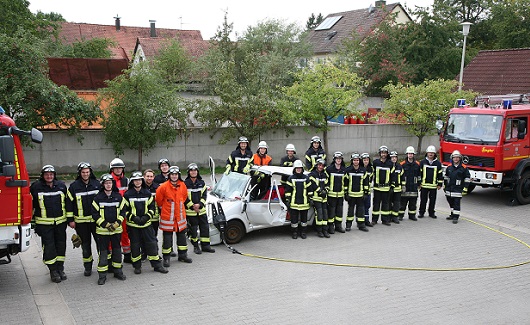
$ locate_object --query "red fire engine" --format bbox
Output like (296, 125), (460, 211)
(0, 107), (43, 264)
(438, 94), (530, 204)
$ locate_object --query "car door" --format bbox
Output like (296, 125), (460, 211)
(244, 174), (286, 226)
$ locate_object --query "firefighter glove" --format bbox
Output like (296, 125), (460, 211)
(462, 188), (468, 196)
(139, 215), (150, 225)
(105, 222), (115, 232)
(224, 165), (231, 175)
(112, 221), (120, 229)
(243, 165), (250, 174)
(71, 234), (82, 248)
(132, 216), (142, 225)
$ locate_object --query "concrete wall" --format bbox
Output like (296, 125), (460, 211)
(23, 124), (438, 174)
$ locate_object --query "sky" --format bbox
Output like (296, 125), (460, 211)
(28, 0), (434, 40)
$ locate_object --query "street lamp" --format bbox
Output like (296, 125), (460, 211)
(458, 22), (472, 92)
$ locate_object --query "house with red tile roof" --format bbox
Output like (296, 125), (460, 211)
(306, 1), (411, 64)
(461, 48), (530, 96)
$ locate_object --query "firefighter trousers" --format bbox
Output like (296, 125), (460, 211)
(346, 196), (365, 226)
(37, 222), (67, 271)
(419, 188), (437, 217)
(390, 190), (402, 217)
(96, 233), (122, 273)
(312, 201), (328, 231)
(188, 214), (210, 246)
(446, 196), (462, 219)
(128, 226), (162, 269)
(327, 196), (344, 224)
(75, 222), (97, 268)
(372, 190), (390, 223)
(289, 209), (308, 229)
(399, 195), (418, 218)
(162, 231), (187, 257)
(363, 194), (372, 224)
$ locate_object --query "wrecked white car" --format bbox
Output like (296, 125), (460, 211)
(207, 158), (314, 244)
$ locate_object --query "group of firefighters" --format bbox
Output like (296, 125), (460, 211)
(225, 136), (471, 240)
(30, 135), (470, 284)
(30, 158), (214, 285)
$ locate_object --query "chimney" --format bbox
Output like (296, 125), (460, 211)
(149, 20), (156, 37)
(114, 15), (121, 31)
(375, 0), (386, 7)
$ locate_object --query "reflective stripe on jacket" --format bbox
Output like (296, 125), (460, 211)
(66, 178), (100, 223)
(420, 158), (443, 189)
(30, 179), (68, 225)
(91, 191), (124, 235)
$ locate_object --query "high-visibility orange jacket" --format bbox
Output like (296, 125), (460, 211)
(155, 179), (188, 232)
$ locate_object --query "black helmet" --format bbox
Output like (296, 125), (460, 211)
(158, 158), (170, 170)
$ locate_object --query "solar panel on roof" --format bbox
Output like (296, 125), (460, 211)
(315, 16), (342, 31)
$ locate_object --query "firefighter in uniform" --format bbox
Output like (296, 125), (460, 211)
(399, 146), (420, 221)
(285, 160), (313, 239)
(372, 146), (394, 226)
(156, 166), (192, 266)
(361, 153), (374, 228)
(326, 151), (347, 233)
(419, 145), (443, 219)
(154, 158), (170, 185)
(344, 153), (369, 232)
(184, 163), (215, 255)
(305, 136), (326, 171)
(143, 169), (160, 233)
(389, 151), (403, 224)
(309, 159), (330, 238)
(251, 141), (272, 199)
(444, 150), (470, 224)
(66, 162), (100, 276)
(280, 143), (298, 185)
(109, 158), (131, 262)
(225, 136), (253, 174)
(30, 165), (68, 283)
(92, 174), (126, 285)
(121, 171), (168, 274)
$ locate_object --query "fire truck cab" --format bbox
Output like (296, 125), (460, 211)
(438, 94), (530, 204)
(0, 107), (43, 264)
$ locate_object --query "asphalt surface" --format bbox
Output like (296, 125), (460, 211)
(2, 186), (530, 324)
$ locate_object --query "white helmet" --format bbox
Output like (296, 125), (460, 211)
(258, 141), (268, 149)
(405, 146), (416, 154)
(426, 145), (436, 154)
(285, 143), (296, 153)
(293, 160), (304, 168)
(129, 171), (144, 181)
(311, 136), (321, 143)
(109, 158), (125, 171)
(451, 150), (462, 159)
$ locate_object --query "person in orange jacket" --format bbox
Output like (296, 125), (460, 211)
(155, 166), (192, 267)
(251, 141), (272, 199)
(109, 158), (131, 263)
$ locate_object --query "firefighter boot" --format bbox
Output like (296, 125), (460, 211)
(83, 262), (92, 276)
(50, 268), (61, 283)
(97, 273), (106, 285)
(201, 244), (216, 253)
(391, 216), (400, 224)
(335, 221), (346, 233)
(358, 222), (369, 232)
(57, 263), (67, 280)
(316, 225), (324, 238)
(192, 242), (202, 255)
(177, 252), (193, 263)
(446, 212), (454, 220)
(113, 268), (127, 281)
(300, 226), (307, 239)
(134, 267), (142, 274)
(123, 253), (132, 264)
(328, 223), (335, 234)
(291, 226), (298, 239)
(345, 221), (353, 231)
(322, 228), (330, 238)
(163, 256), (170, 267)
(452, 216), (459, 224)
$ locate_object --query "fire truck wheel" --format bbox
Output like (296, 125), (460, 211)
(225, 220), (245, 244)
(515, 171), (530, 205)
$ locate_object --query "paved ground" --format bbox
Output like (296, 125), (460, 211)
(2, 186), (530, 324)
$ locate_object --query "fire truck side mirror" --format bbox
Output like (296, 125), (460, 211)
(31, 128), (43, 144)
(2, 164), (16, 177)
(0, 135), (15, 162)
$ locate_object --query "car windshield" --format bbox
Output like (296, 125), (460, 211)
(444, 113), (502, 144)
(211, 172), (249, 199)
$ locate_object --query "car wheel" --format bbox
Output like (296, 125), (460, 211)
(225, 220), (245, 244)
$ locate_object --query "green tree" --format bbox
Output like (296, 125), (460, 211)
(282, 63), (366, 150)
(305, 13), (324, 31)
(485, 0), (530, 49)
(99, 62), (190, 170)
(0, 31), (99, 136)
(1, 0), (60, 39)
(432, 0), (493, 24)
(152, 39), (193, 83)
(195, 15), (312, 145)
(382, 79), (477, 153)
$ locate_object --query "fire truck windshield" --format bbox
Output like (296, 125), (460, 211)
(444, 114), (502, 144)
